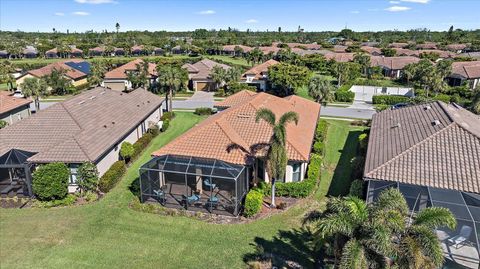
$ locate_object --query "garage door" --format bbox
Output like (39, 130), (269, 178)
(104, 81), (125, 91)
(195, 82), (208, 91)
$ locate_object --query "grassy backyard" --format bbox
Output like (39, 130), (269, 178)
(0, 115), (362, 268)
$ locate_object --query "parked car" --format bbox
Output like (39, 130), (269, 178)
(391, 103), (409, 110)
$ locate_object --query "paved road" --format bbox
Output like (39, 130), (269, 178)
(320, 106), (375, 119)
(172, 91), (215, 109)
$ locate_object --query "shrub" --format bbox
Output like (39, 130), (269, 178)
(161, 119), (170, 132)
(0, 119), (7, 129)
(194, 107), (213, 115)
(214, 88), (225, 97)
(374, 104), (390, 112)
(372, 95), (410, 105)
(120, 142), (135, 161)
(334, 89), (355, 102)
(32, 162), (70, 201)
(33, 194), (76, 208)
(77, 162), (99, 193)
(160, 111), (175, 121)
(147, 125), (160, 136)
(433, 94), (451, 103)
(132, 133), (154, 158)
(313, 141), (324, 155)
(315, 120), (329, 142)
(275, 177), (316, 198)
(244, 189), (264, 217)
(98, 161), (126, 193)
(358, 133), (368, 153)
(349, 179), (364, 198)
(307, 153), (322, 181)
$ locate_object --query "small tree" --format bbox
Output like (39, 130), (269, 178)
(0, 119), (7, 129)
(77, 162), (99, 193)
(120, 142), (134, 162)
(32, 162), (70, 201)
(308, 76), (333, 104)
(268, 63), (312, 96)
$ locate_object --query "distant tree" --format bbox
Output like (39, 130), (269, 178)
(268, 63), (312, 96)
(20, 77), (48, 111)
(0, 61), (15, 91)
(471, 86), (480, 114)
(115, 22), (120, 33)
(156, 65), (188, 112)
(381, 47), (396, 57)
(308, 76), (333, 103)
(332, 62), (361, 86)
(300, 54), (327, 72)
(247, 48), (264, 64)
(44, 68), (72, 95)
(233, 46), (244, 57)
(419, 51), (441, 61)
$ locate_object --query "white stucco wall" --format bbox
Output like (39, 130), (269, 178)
(257, 159), (307, 183)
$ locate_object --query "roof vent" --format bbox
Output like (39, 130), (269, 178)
(391, 123), (401, 129)
(112, 121), (115, 125)
(424, 105), (431, 110)
(432, 120), (441, 126)
(78, 100), (85, 105)
(103, 124), (107, 128)
(90, 96), (96, 100)
(137, 104), (140, 107)
(100, 91), (106, 95)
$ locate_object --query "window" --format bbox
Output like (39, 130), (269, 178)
(291, 162), (301, 182)
(69, 164), (80, 184)
(256, 159), (264, 180)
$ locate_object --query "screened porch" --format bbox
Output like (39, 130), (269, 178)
(0, 149), (34, 197)
(367, 180), (480, 269)
(139, 155), (249, 216)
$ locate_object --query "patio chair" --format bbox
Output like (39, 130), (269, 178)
(183, 194), (201, 206)
(153, 189), (166, 205)
(206, 196), (219, 211)
(448, 225), (473, 249)
(203, 178), (216, 191)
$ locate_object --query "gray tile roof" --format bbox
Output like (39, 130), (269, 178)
(364, 101), (480, 194)
(0, 87), (164, 163)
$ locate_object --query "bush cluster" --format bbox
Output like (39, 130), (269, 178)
(275, 177), (317, 198)
(132, 133), (154, 159)
(32, 162), (70, 201)
(162, 119), (170, 132)
(432, 94), (452, 103)
(372, 95), (410, 105)
(349, 179), (364, 198)
(306, 153), (322, 181)
(160, 112), (175, 121)
(334, 88), (355, 102)
(32, 194), (76, 208)
(98, 161), (126, 193)
(243, 189), (264, 217)
(194, 107), (213, 115)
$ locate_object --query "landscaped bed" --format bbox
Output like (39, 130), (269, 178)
(0, 115), (363, 268)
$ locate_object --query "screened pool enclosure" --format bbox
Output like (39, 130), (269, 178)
(367, 180), (480, 269)
(139, 155), (249, 216)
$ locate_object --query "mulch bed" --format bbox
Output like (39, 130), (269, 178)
(0, 198), (32, 208)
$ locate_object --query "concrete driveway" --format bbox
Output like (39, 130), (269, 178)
(320, 105), (375, 119)
(172, 91), (215, 109)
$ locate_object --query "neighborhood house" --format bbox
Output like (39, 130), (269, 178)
(240, 59), (279, 91)
(102, 59), (157, 91)
(182, 59), (231, 91)
(0, 91), (32, 125)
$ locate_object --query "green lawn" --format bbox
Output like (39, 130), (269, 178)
(0, 115), (361, 268)
(296, 85), (313, 101)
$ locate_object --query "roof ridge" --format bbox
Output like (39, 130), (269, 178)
(366, 122), (455, 177)
(60, 102), (84, 131)
(286, 140), (308, 160)
(72, 136), (92, 161)
(215, 119), (250, 154)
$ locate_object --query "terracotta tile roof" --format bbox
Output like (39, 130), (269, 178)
(364, 101), (480, 194)
(416, 42), (437, 50)
(0, 91), (32, 114)
(181, 59), (231, 80)
(241, 59), (279, 80)
(393, 48), (416, 56)
(222, 45), (253, 53)
(0, 87), (164, 163)
(89, 46), (105, 52)
(153, 91), (321, 165)
(389, 42), (409, 48)
(104, 59), (157, 79)
(413, 49), (455, 58)
(333, 45), (347, 53)
(215, 90), (257, 109)
(324, 53), (355, 62)
(361, 46), (382, 55)
(259, 46), (281, 55)
(28, 61), (88, 80)
(446, 44), (468, 51)
(131, 45), (144, 52)
(371, 56), (420, 70)
(450, 61), (480, 79)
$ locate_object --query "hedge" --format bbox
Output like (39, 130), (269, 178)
(161, 119), (170, 132)
(243, 189), (264, 217)
(433, 94), (451, 103)
(98, 161), (126, 193)
(315, 120), (328, 142)
(133, 133), (154, 159)
(275, 177), (317, 198)
(194, 107), (213, 115)
(313, 141), (324, 155)
(372, 95), (410, 105)
(160, 112), (175, 121)
(32, 162), (70, 201)
(307, 153), (322, 181)
(334, 89), (355, 102)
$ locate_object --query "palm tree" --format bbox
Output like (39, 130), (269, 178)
(115, 22), (120, 33)
(156, 65), (188, 112)
(255, 108), (299, 207)
(313, 188), (456, 269)
(88, 61), (106, 86)
(0, 61), (15, 91)
(353, 53), (371, 77)
(44, 68), (72, 95)
(210, 65), (226, 91)
(403, 63), (417, 86)
(21, 77), (48, 111)
(308, 76), (333, 104)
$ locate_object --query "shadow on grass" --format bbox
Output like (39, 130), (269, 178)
(327, 130), (363, 197)
(129, 177), (140, 200)
(243, 227), (320, 268)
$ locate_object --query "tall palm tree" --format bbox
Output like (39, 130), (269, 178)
(115, 22), (120, 33)
(353, 53), (371, 77)
(313, 188), (456, 269)
(308, 76), (333, 104)
(88, 61), (106, 86)
(156, 65), (188, 112)
(255, 108), (299, 207)
(0, 60), (15, 91)
(21, 77), (48, 112)
(44, 68), (72, 95)
(403, 63), (417, 86)
(210, 65), (226, 91)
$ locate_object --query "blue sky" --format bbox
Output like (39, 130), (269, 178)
(0, 0), (479, 32)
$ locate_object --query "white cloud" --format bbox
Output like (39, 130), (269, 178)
(400, 0), (430, 3)
(72, 11), (90, 16)
(350, 10), (360, 14)
(385, 6), (411, 12)
(197, 10), (216, 15)
(74, 0), (117, 4)
(245, 19), (258, 23)
(389, 1), (400, 4)
(54, 12), (65, 16)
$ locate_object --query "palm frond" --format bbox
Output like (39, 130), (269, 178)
(414, 207), (456, 230)
(255, 108), (276, 126)
(374, 188), (409, 216)
(278, 111), (299, 126)
(408, 226), (444, 268)
(316, 212), (355, 238)
(339, 239), (368, 269)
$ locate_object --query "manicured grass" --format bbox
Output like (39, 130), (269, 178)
(317, 120), (365, 199)
(206, 55), (252, 68)
(3, 55), (195, 66)
(0, 115), (362, 268)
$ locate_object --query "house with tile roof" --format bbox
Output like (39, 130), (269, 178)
(370, 56), (420, 78)
(139, 90), (321, 215)
(447, 61), (480, 89)
(0, 87), (164, 196)
(240, 59), (279, 91)
(363, 101), (480, 269)
(221, 45), (253, 56)
(0, 91), (32, 125)
(16, 60), (90, 91)
(182, 59), (231, 91)
(102, 59), (157, 91)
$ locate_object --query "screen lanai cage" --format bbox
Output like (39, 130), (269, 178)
(367, 180), (480, 269)
(139, 155), (249, 216)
